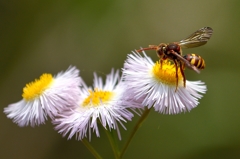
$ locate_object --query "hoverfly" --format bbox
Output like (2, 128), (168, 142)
(137, 27), (213, 90)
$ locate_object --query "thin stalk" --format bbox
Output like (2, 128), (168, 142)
(82, 138), (103, 159)
(104, 128), (120, 159)
(120, 108), (152, 158)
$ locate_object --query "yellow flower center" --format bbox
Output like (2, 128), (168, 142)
(82, 88), (114, 107)
(22, 74), (54, 101)
(152, 61), (183, 86)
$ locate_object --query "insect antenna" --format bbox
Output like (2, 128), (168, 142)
(136, 45), (158, 52)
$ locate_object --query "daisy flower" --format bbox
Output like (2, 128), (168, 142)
(4, 66), (81, 127)
(53, 69), (139, 140)
(122, 51), (207, 114)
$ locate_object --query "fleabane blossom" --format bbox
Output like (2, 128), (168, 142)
(122, 51), (207, 114)
(53, 69), (139, 140)
(4, 66), (81, 127)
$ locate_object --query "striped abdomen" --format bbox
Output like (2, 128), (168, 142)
(183, 54), (205, 69)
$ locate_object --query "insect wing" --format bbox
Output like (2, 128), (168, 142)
(179, 27), (213, 49)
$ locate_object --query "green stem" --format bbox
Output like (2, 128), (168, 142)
(104, 128), (120, 159)
(120, 108), (152, 158)
(82, 138), (103, 159)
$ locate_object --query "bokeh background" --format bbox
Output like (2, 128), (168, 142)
(1, 0), (240, 158)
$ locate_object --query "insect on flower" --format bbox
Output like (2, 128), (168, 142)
(137, 27), (213, 90)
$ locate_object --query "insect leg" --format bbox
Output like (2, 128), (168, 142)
(180, 62), (186, 87)
(173, 59), (178, 92)
(160, 59), (163, 69)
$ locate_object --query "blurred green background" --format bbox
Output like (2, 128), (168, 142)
(1, 0), (240, 159)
